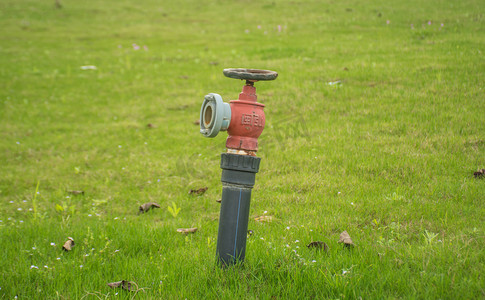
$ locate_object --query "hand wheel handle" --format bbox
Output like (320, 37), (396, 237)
(223, 68), (278, 82)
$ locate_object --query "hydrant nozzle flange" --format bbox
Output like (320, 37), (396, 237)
(199, 93), (231, 138)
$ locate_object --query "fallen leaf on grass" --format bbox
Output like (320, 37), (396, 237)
(254, 216), (273, 223)
(473, 169), (485, 178)
(107, 280), (137, 292)
(189, 187), (208, 195)
(107, 281), (122, 288)
(177, 228), (198, 234)
(138, 202), (161, 214)
(80, 65), (97, 70)
(62, 237), (75, 251)
(68, 190), (84, 195)
(194, 119), (200, 125)
(307, 241), (329, 252)
(216, 199), (222, 203)
(147, 123), (155, 128)
(338, 231), (355, 247)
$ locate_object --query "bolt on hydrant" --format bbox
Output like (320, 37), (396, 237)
(199, 68), (278, 266)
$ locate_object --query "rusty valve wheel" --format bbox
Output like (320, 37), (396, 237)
(223, 68), (278, 81)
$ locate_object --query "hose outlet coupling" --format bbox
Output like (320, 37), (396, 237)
(200, 93), (231, 138)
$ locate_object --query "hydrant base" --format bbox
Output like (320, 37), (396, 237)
(216, 153), (261, 266)
(216, 186), (253, 265)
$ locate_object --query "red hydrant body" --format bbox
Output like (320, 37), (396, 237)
(226, 84), (265, 153)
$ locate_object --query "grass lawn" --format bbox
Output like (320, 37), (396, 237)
(0, 0), (484, 298)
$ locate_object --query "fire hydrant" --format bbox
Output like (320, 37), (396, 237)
(199, 68), (278, 265)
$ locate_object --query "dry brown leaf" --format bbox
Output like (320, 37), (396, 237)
(307, 241), (329, 252)
(189, 187), (208, 195)
(474, 169), (485, 178)
(254, 216), (273, 223)
(338, 231), (355, 247)
(138, 202), (161, 214)
(107, 281), (122, 288)
(216, 199), (222, 203)
(147, 123), (155, 128)
(194, 119), (200, 125)
(107, 280), (137, 292)
(68, 190), (84, 195)
(121, 280), (135, 292)
(62, 237), (75, 251)
(177, 228), (198, 234)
